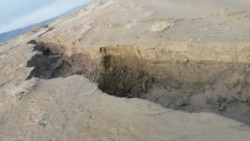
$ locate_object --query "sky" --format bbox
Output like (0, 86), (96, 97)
(0, 0), (94, 34)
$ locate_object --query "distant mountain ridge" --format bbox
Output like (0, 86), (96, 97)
(0, 19), (53, 43)
(0, 4), (89, 43)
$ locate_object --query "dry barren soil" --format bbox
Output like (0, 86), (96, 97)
(0, 0), (250, 141)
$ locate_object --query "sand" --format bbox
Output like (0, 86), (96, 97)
(0, 0), (250, 140)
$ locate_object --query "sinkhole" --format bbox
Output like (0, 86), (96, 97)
(26, 40), (250, 125)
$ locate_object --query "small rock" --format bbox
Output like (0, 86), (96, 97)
(27, 40), (37, 45)
(226, 96), (236, 104)
(218, 103), (227, 112)
(175, 99), (187, 107)
(151, 21), (173, 32)
(239, 95), (249, 103)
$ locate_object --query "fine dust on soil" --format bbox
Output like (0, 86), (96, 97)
(1, 0), (250, 140)
(26, 41), (250, 126)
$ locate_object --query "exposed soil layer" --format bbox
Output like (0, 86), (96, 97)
(27, 42), (156, 98)
(26, 41), (250, 125)
(27, 42), (99, 80)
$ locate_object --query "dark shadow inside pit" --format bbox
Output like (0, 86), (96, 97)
(98, 66), (154, 98)
(97, 47), (155, 98)
(26, 41), (250, 126)
(26, 41), (74, 79)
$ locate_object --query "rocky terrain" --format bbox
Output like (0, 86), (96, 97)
(0, 0), (250, 140)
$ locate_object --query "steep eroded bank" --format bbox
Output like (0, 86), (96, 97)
(26, 40), (250, 125)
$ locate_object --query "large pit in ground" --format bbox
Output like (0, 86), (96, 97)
(27, 41), (250, 125)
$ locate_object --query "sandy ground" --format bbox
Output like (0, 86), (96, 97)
(0, 0), (250, 140)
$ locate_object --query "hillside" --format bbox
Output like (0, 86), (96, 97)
(0, 0), (250, 140)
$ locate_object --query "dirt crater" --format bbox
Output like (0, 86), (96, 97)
(26, 41), (250, 125)
(26, 42), (155, 98)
